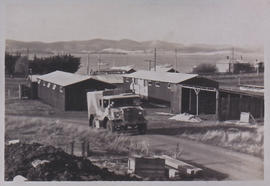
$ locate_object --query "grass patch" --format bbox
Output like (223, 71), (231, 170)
(181, 126), (264, 158)
(5, 116), (149, 156)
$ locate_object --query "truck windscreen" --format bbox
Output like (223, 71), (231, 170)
(110, 98), (140, 107)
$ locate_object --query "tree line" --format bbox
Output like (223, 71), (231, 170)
(5, 53), (81, 75)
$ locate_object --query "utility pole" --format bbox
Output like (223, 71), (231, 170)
(26, 48), (29, 77)
(232, 47), (235, 62)
(154, 48), (157, 71)
(98, 54), (101, 72)
(175, 48), (178, 72)
(87, 53), (90, 75)
(113, 54), (116, 67)
(229, 47), (235, 73)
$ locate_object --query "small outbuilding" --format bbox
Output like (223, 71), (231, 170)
(37, 71), (115, 111)
(150, 65), (178, 73)
(26, 74), (41, 99)
(110, 65), (136, 74)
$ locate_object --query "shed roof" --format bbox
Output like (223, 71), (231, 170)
(123, 70), (198, 84)
(110, 65), (135, 72)
(150, 65), (177, 72)
(37, 71), (91, 87)
(92, 74), (124, 84)
(220, 86), (264, 97)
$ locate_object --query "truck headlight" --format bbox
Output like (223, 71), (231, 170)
(114, 111), (121, 118)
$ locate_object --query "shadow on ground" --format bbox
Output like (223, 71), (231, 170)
(146, 125), (256, 136)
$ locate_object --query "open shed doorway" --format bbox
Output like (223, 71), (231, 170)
(181, 87), (216, 115)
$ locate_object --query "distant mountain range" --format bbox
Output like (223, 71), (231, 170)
(5, 39), (263, 54)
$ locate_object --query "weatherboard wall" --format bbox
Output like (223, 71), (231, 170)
(38, 80), (66, 110)
(38, 79), (115, 111)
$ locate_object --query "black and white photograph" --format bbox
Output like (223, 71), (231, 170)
(0, 0), (269, 184)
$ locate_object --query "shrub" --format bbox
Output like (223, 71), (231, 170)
(192, 63), (218, 74)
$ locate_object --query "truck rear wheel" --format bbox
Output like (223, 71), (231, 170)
(89, 115), (94, 128)
(138, 123), (147, 134)
(107, 121), (115, 133)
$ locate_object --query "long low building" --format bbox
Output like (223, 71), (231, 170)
(218, 86), (264, 121)
(123, 70), (219, 116)
(37, 71), (115, 111)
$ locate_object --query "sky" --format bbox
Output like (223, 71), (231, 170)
(4, 0), (268, 47)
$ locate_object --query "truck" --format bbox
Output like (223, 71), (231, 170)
(87, 91), (147, 134)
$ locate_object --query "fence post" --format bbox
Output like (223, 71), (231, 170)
(86, 141), (90, 157)
(18, 84), (22, 99)
(7, 89), (10, 99)
(71, 141), (74, 155)
(81, 141), (85, 157)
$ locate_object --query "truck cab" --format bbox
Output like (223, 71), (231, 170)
(87, 91), (147, 134)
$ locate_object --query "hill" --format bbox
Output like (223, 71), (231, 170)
(6, 39), (263, 54)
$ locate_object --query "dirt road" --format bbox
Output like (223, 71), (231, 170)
(132, 134), (263, 180)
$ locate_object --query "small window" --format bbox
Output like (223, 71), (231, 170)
(52, 84), (56, 90)
(103, 100), (109, 108)
(148, 81), (152, 86)
(47, 82), (51, 88)
(37, 79), (41, 84)
(59, 86), (63, 93)
(144, 80), (147, 86)
(168, 83), (171, 89)
(155, 82), (160, 88)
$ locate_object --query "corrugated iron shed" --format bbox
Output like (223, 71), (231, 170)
(37, 71), (91, 87)
(37, 71), (115, 111)
(123, 70), (198, 84)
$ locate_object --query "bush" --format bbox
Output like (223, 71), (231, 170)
(233, 63), (254, 74)
(5, 52), (21, 75)
(192, 63), (217, 74)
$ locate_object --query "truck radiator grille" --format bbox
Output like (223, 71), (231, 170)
(123, 108), (141, 122)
